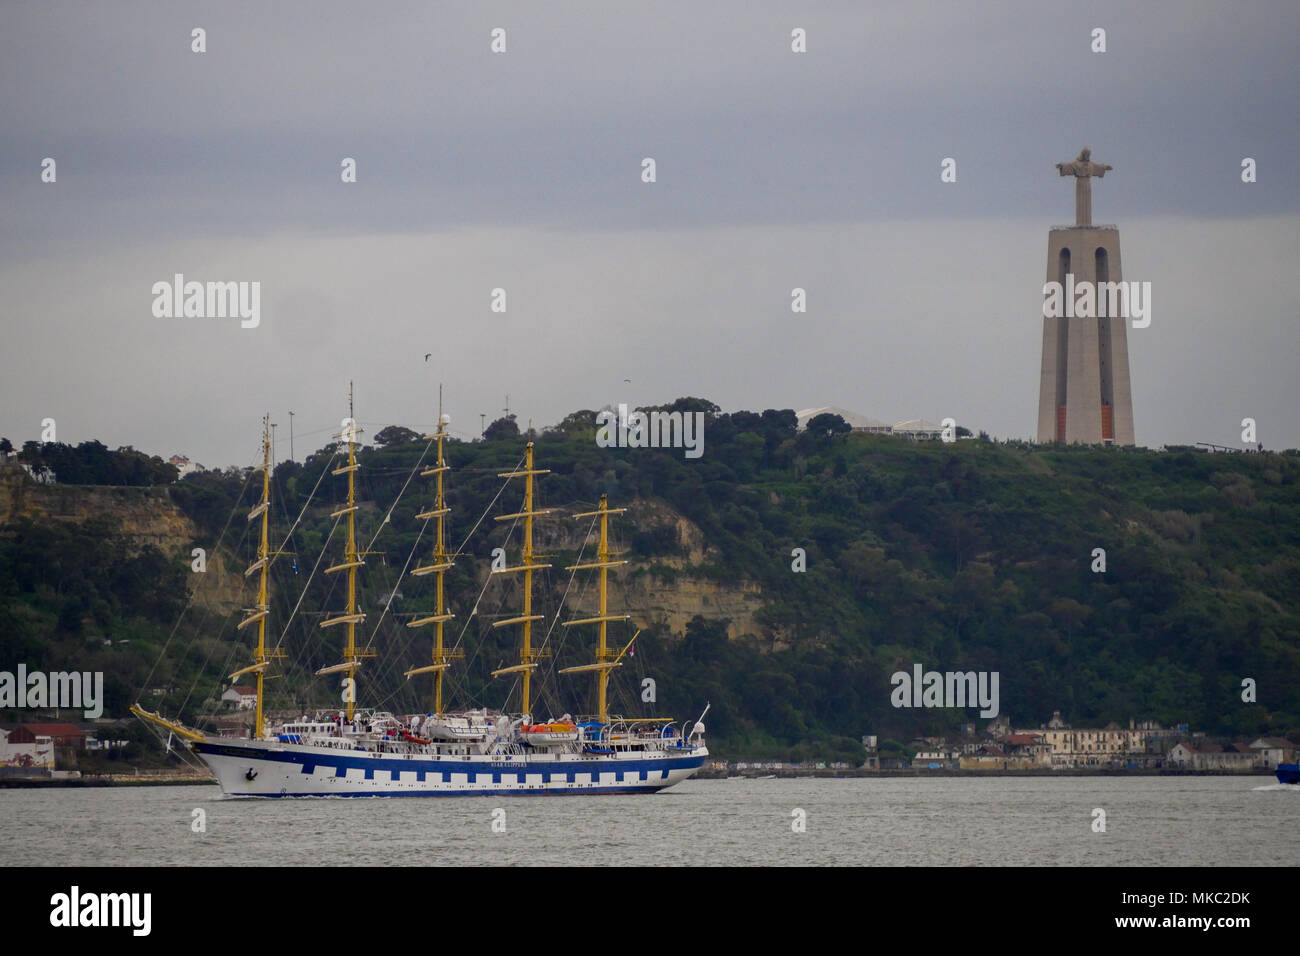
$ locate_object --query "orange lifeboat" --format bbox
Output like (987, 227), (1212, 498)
(520, 721), (579, 747)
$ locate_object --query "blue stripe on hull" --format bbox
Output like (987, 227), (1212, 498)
(239, 786), (672, 798)
(195, 740), (704, 796)
(196, 741), (701, 777)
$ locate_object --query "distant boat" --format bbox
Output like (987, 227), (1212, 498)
(1275, 763), (1300, 785)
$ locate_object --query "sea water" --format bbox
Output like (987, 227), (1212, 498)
(3, 777), (1295, 866)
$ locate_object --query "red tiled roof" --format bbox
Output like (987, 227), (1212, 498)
(1005, 733), (1043, 745)
(16, 723), (85, 735)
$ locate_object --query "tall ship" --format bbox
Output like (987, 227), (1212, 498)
(133, 392), (708, 796)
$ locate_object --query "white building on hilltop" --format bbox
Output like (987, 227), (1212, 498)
(891, 419), (945, 440)
(796, 407), (956, 441)
(168, 455), (208, 478)
(796, 406), (892, 433)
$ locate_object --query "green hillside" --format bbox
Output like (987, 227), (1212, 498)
(3, 403), (1298, 763)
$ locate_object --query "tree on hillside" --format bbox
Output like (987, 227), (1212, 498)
(374, 425), (421, 446)
(545, 410), (597, 438)
(760, 408), (798, 433)
(805, 413), (851, 437)
(15, 440), (176, 485)
(483, 414), (520, 441)
(641, 397), (722, 417)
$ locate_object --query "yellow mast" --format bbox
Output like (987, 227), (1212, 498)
(405, 396), (461, 715)
(317, 383), (374, 720)
(231, 415), (284, 738)
(490, 441), (552, 716)
(560, 495), (629, 724)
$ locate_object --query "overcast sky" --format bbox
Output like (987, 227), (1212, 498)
(2, 1), (1297, 467)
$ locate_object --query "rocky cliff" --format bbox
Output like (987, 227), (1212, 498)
(535, 496), (771, 643)
(0, 466), (245, 613)
(0, 466), (768, 639)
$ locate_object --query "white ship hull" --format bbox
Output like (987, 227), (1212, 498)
(193, 738), (707, 797)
